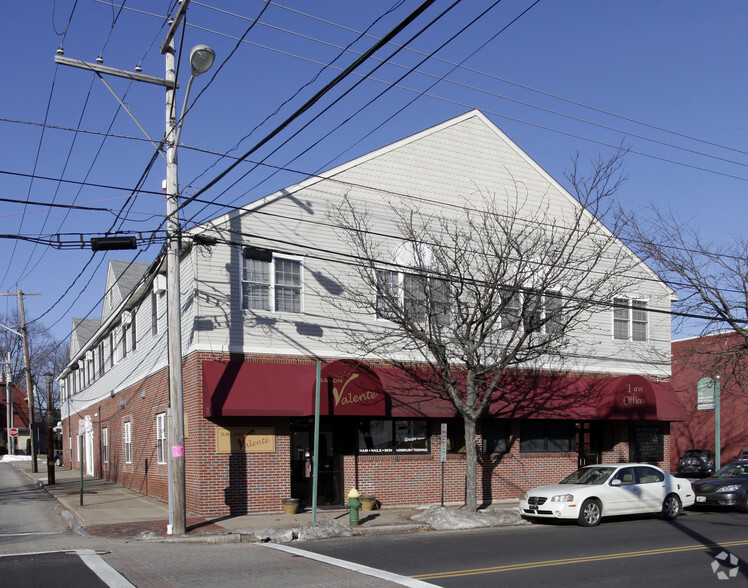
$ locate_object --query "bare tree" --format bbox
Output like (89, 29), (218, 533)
(0, 310), (67, 418)
(622, 205), (748, 399)
(328, 150), (640, 511)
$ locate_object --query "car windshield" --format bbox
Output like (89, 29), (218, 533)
(560, 467), (616, 485)
(713, 463), (748, 479)
(683, 450), (709, 458)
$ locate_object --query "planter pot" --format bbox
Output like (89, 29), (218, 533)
(360, 496), (376, 511)
(281, 498), (300, 515)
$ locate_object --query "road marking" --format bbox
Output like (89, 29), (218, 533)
(263, 543), (438, 587)
(77, 549), (135, 588)
(0, 549), (134, 588)
(0, 532), (64, 537)
(413, 539), (748, 580)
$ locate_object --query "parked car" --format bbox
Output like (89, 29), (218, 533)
(734, 448), (748, 460)
(519, 463), (695, 527)
(691, 460), (748, 512)
(54, 451), (63, 467)
(677, 449), (715, 477)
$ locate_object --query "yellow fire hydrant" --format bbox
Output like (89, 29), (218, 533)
(345, 487), (362, 525)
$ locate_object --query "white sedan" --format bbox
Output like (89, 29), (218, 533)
(519, 463), (695, 527)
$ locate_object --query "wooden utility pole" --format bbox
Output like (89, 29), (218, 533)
(1, 290), (42, 472)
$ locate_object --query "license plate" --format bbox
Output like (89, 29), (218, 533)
(529, 505), (538, 510)
(696, 496), (706, 503)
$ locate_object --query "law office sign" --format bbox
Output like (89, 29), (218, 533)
(697, 377), (715, 410)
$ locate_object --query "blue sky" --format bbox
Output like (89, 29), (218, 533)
(1, 1), (746, 343)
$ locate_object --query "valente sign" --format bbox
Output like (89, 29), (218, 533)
(322, 360), (388, 416)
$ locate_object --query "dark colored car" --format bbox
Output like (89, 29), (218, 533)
(692, 460), (748, 512)
(54, 451), (63, 467)
(677, 449), (715, 477)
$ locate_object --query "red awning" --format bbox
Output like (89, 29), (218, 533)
(202, 360), (688, 421)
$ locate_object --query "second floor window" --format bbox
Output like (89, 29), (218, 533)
(98, 342), (105, 377)
(375, 270), (450, 325)
(242, 253), (302, 313)
(151, 291), (159, 336)
(501, 289), (564, 335)
(613, 297), (648, 341)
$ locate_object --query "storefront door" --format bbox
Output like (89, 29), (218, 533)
(290, 419), (343, 508)
(577, 421), (603, 467)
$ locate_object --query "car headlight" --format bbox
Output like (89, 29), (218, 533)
(551, 494), (574, 503)
(717, 484), (742, 493)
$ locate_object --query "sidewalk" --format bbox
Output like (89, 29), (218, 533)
(9, 458), (522, 542)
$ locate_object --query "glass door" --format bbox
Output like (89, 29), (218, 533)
(290, 419), (343, 508)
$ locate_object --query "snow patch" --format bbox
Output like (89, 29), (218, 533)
(1, 455), (32, 462)
(411, 505), (525, 530)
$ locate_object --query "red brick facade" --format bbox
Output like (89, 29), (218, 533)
(670, 334), (748, 469)
(61, 351), (673, 516)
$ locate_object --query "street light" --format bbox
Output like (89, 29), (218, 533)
(44, 372), (55, 485)
(164, 39), (215, 537)
(54, 1), (215, 537)
(189, 44), (215, 76)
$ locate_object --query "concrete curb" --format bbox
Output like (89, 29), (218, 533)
(60, 509), (91, 537)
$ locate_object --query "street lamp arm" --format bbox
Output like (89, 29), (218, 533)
(0, 323), (22, 337)
(171, 74), (197, 163)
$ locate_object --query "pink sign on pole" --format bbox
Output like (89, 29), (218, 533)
(172, 445), (184, 457)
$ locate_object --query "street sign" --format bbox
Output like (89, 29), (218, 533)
(440, 423), (447, 462)
(9, 427), (18, 437)
(697, 377), (715, 410)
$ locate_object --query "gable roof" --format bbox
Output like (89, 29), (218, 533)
(70, 318), (102, 358)
(102, 260), (152, 321)
(191, 109), (673, 298)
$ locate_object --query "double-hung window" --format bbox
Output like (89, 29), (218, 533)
(98, 342), (105, 377)
(375, 269), (450, 325)
(124, 421), (132, 464)
(109, 332), (116, 367)
(156, 413), (167, 464)
(275, 258), (302, 313)
(131, 309), (137, 352)
(501, 288), (564, 334)
(151, 291), (159, 336)
(613, 297), (648, 341)
(375, 270), (399, 320)
(242, 250), (302, 313)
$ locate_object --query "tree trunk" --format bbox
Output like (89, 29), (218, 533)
(464, 415), (478, 512)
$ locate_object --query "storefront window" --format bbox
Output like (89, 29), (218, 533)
(520, 420), (574, 453)
(482, 420), (508, 454)
(445, 419), (465, 453)
(357, 419), (429, 454)
(629, 424), (664, 462)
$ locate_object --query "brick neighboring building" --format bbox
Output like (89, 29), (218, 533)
(670, 332), (748, 470)
(59, 111), (687, 517)
(1, 380), (31, 454)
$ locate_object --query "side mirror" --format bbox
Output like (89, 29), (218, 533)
(610, 479), (622, 486)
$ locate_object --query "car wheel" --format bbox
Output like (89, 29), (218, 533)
(661, 494), (681, 520)
(740, 494), (748, 514)
(578, 498), (602, 527)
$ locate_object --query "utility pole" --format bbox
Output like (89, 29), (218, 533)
(1, 291), (41, 470)
(54, 0), (214, 535)
(18, 289), (41, 473)
(163, 29), (186, 537)
(44, 373), (55, 484)
(4, 360), (12, 455)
